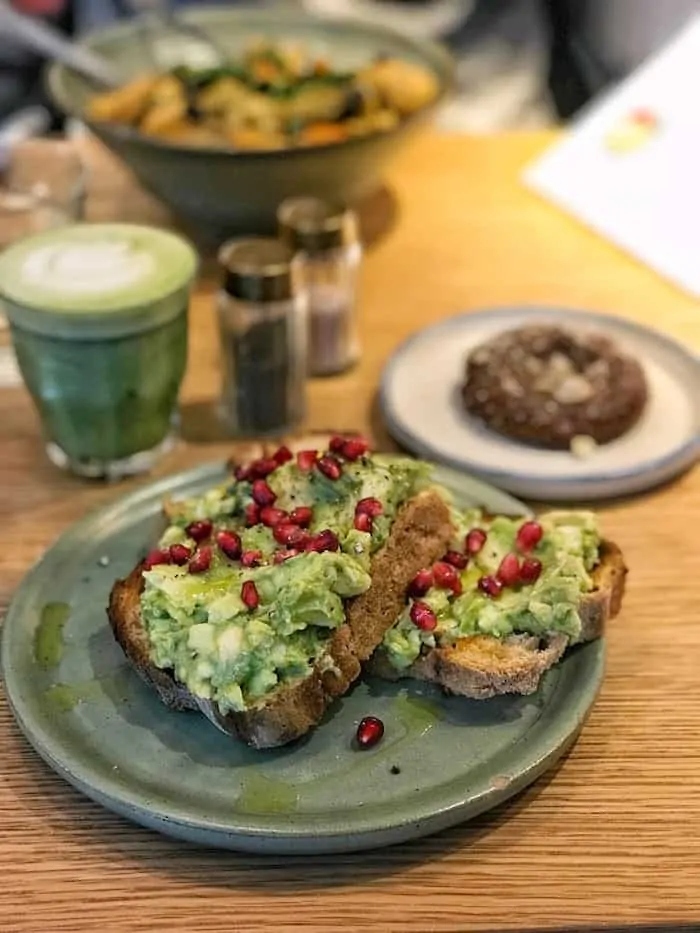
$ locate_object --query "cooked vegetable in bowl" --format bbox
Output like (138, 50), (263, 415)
(87, 41), (440, 151)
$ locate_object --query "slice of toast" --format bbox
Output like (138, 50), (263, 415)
(108, 488), (453, 749)
(367, 540), (627, 699)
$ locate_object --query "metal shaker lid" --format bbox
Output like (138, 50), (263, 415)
(277, 197), (359, 254)
(218, 237), (294, 303)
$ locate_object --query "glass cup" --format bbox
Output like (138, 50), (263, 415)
(0, 223), (198, 480)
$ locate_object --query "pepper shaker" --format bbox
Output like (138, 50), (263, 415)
(216, 237), (307, 437)
(278, 196), (362, 377)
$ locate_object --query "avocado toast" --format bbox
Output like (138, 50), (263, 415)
(108, 437), (453, 749)
(369, 509), (627, 698)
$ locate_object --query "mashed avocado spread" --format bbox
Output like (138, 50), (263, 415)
(140, 448), (431, 714)
(382, 508), (600, 672)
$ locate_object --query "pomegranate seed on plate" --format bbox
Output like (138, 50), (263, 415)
(410, 600), (437, 631)
(296, 449), (318, 472)
(241, 580), (259, 610)
(408, 568), (433, 598)
(289, 506), (313, 527)
(260, 506), (288, 527)
(516, 520), (543, 552)
(143, 548), (171, 570)
(273, 523), (310, 548)
(354, 512), (373, 533)
(305, 529), (339, 553)
(251, 479), (276, 507)
(465, 528), (487, 555)
(478, 575), (503, 598)
(272, 445), (293, 465)
(216, 530), (242, 561)
(356, 716), (384, 749)
(185, 519), (213, 543)
(442, 550), (468, 570)
(519, 557), (543, 585)
(249, 458), (277, 478)
(341, 437), (370, 461)
(168, 544), (192, 566)
(329, 436), (347, 454)
(432, 561), (460, 590)
(188, 546), (213, 574)
(234, 464), (251, 482)
(496, 553), (521, 586)
(244, 503), (260, 527)
(241, 550), (263, 568)
(273, 548), (301, 564)
(356, 497), (383, 517)
(317, 455), (342, 480)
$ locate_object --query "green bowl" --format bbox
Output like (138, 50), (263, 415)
(48, 7), (454, 235)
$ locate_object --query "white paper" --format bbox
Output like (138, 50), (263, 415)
(524, 14), (700, 299)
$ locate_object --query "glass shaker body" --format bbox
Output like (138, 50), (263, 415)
(216, 238), (307, 438)
(293, 241), (362, 377)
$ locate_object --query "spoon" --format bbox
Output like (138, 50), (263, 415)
(0, 2), (122, 88)
(120, 0), (228, 69)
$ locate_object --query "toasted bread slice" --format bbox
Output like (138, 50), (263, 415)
(368, 540), (627, 699)
(108, 488), (453, 749)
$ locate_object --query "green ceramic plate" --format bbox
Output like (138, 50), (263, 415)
(1, 461), (604, 854)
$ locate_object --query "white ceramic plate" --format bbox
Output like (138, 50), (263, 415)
(302, 0), (474, 41)
(380, 306), (700, 501)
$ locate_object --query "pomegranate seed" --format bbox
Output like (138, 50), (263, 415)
(273, 523), (310, 548)
(234, 464), (251, 482)
(273, 548), (301, 564)
(408, 568), (433, 598)
(465, 528), (487, 555)
(185, 519), (213, 543)
(272, 445), (293, 465)
(341, 437), (370, 461)
(251, 479), (276, 507)
(289, 506), (313, 527)
(410, 600), (438, 631)
(241, 580), (259, 610)
(478, 575), (503, 598)
(356, 497), (383, 517)
(296, 449), (318, 472)
(520, 557), (543, 585)
(433, 561), (460, 590)
(260, 506), (288, 527)
(216, 530), (242, 561)
(143, 548), (171, 570)
(241, 550), (263, 568)
(329, 436), (347, 454)
(443, 550), (468, 570)
(317, 455), (342, 480)
(244, 503), (260, 527)
(306, 529), (339, 553)
(168, 544), (192, 566)
(516, 521), (543, 552)
(356, 715), (384, 749)
(354, 511), (373, 533)
(188, 546), (213, 574)
(251, 458), (278, 478)
(496, 553), (521, 586)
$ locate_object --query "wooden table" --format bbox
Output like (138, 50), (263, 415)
(1, 132), (699, 933)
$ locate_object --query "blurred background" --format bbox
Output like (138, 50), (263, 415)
(1, 0), (698, 134)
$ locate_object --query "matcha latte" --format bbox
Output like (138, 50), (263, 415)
(0, 224), (197, 479)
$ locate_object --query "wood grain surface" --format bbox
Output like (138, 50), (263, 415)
(1, 132), (699, 933)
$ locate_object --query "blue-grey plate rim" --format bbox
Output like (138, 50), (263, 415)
(1, 458), (604, 853)
(379, 305), (700, 492)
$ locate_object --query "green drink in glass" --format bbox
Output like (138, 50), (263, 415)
(0, 223), (197, 479)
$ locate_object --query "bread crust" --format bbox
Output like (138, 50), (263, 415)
(107, 489), (453, 749)
(368, 540), (627, 699)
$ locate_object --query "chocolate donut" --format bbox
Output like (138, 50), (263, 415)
(461, 325), (648, 449)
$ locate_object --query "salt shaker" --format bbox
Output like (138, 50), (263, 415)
(277, 196), (362, 377)
(216, 237), (307, 437)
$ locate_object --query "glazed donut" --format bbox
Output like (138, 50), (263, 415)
(461, 325), (648, 449)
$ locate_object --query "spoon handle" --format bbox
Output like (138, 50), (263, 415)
(0, 2), (121, 88)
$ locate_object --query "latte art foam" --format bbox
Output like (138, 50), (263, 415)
(20, 241), (156, 296)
